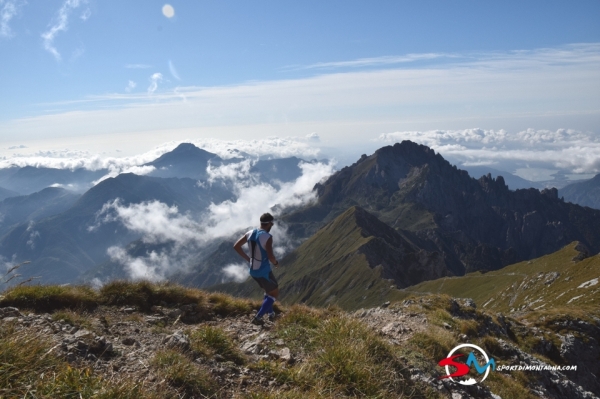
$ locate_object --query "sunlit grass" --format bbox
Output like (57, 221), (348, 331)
(0, 323), (161, 398)
(189, 325), (246, 365)
(151, 349), (217, 397)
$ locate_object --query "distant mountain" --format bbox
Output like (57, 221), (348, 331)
(146, 143), (309, 186)
(461, 165), (541, 190)
(283, 141), (600, 276)
(146, 143), (225, 180)
(0, 166), (107, 195)
(559, 174), (600, 210)
(0, 173), (233, 284)
(0, 187), (80, 237)
(0, 186), (19, 201)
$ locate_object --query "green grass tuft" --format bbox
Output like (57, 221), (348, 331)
(99, 280), (204, 310)
(0, 284), (98, 312)
(151, 349), (217, 397)
(207, 292), (254, 316)
(271, 312), (417, 398)
(189, 325), (246, 365)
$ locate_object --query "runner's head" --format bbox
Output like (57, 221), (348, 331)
(260, 213), (275, 230)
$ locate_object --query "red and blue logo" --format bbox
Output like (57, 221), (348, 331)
(438, 344), (496, 385)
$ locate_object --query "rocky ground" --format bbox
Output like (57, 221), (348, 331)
(1, 299), (598, 399)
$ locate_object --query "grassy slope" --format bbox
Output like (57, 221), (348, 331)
(281, 206), (419, 309)
(401, 242), (600, 312)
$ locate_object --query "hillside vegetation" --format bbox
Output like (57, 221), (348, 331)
(402, 241), (600, 313)
(1, 280), (599, 398)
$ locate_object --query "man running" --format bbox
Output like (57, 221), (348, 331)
(233, 212), (280, 325)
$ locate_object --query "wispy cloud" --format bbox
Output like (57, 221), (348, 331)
(125, 80), (136, 92)
(290, 52), (451, 70)
(0, 0), (25, 38)
(80, 7), (90, 21)
(168, 60), (181, 80)
(287, 44), (600, 72)
(41, 0), (88, 61)
(147, 73), (163, 95)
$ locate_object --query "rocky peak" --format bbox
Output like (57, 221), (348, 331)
(288, 140), (600, 277)
(148, 143), (220, 168)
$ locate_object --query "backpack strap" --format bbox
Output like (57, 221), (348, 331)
(249, 229), (258, 264)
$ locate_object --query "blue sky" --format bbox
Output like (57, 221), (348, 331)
(1, 1), (600, 180)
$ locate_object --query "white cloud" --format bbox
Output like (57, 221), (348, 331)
(206, 159), (253, 184)
(222, 263), (249, 283)
(93, 199), (203, 245)
(41, 0), (87, 60)
(93, 159), (334, 281)
(49, 183), (76, 189)
(0, 0), (25, 38)
(25, 221), (39, 250)
(148, 73), (163, 95)
(125, 80), (136, 92)
(202, 160), (335, 241)
(107, 246), (169, 281)
(0, 144), (173, 171)
(92, 165), (155, 185)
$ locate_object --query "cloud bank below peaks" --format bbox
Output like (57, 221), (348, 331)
(377, 128), (600, 175)
(92, 159), (334, 281)
(0, 137), (322, 173)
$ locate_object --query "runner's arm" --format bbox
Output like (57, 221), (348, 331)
(233, 235), (250, 263)
(265, 237), (279, 267)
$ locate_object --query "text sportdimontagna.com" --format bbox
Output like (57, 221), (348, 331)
(497, 365), (577, 372)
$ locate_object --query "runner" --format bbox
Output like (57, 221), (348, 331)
(233, 213), (280, 325)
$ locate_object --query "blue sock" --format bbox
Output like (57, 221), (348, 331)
(265, 295), (276, 314)
(256, 296), (275, 318)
